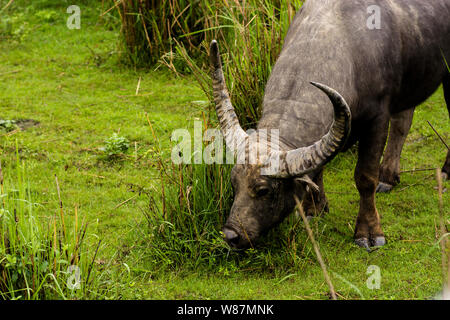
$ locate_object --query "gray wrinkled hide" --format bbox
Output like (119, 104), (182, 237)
(259, 0), (450, 150)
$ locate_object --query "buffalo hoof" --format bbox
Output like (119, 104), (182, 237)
(354, 238), (371, 252)
(355, 236), (386, 251)
(376, 182), (393, 193)
(371, 236), (386, 247)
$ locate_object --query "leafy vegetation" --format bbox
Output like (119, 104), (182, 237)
(0, 120), (17, 133)
(101, 133), (130, 159)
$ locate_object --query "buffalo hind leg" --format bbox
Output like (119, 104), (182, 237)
(303, 170), (329, 218)
(442, 75), (450, 180)
(354, 114), (389, 250)
(377, 108), (415, 192)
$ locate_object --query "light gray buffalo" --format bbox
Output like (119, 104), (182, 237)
(210, 0), (450, 250)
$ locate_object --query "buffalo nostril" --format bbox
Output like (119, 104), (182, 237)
(223, 228), (240, 247)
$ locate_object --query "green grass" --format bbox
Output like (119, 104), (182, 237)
(0, 1), (448, 299)
(0, 153), (107, 299)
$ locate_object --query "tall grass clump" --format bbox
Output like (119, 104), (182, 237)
(132, 116), (315, 275)
(112, 0), (209, 67)
(130, 117), (232, 271)
(134, 152), (317, 275)
(0, 155), (104, 299)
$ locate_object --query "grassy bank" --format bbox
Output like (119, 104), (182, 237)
(0, 1), (448, 299)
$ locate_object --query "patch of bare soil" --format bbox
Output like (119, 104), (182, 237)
(15, 119), (40, 130)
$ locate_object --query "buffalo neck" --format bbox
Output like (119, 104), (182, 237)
(257, 1), (356, 149)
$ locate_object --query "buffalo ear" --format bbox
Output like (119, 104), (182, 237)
(294, 175), (319, 193)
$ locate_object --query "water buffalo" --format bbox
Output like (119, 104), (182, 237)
(211, 0), (450, 250)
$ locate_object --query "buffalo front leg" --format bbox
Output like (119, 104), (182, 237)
(377, 108), (415, 192)
(442, 75), (450, 180)
(354, 116), (389, 250)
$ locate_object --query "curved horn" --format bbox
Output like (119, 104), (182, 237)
(210, 40), (248, 153)
(268, 82), (352, 177)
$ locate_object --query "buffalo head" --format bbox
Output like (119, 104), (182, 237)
(210, 40), (351, 249)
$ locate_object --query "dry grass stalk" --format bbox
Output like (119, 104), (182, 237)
(427, 120), (450, 151)
(52, 217), (57, 275)
(400, 168), (435, 174)
(114, 194), (138, 209)
(101, 0), (123, 17)
(85, 239), (102, 293)
(294, 195), (337, 300)
(436, 168), (449, 287)
(145, 112), (166, 219)
(54, 175), (67, 240)
(135, 76), (141, 95)
(0, 0), (14, 13)
(74, 204), (78, 264)
(0, 160), (4, 208)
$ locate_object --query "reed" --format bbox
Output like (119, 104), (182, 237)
(112, 0), (209, 66)
(0, 155), (104, 299)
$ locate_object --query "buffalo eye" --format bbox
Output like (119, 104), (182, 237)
(255, 185), (271, 197)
